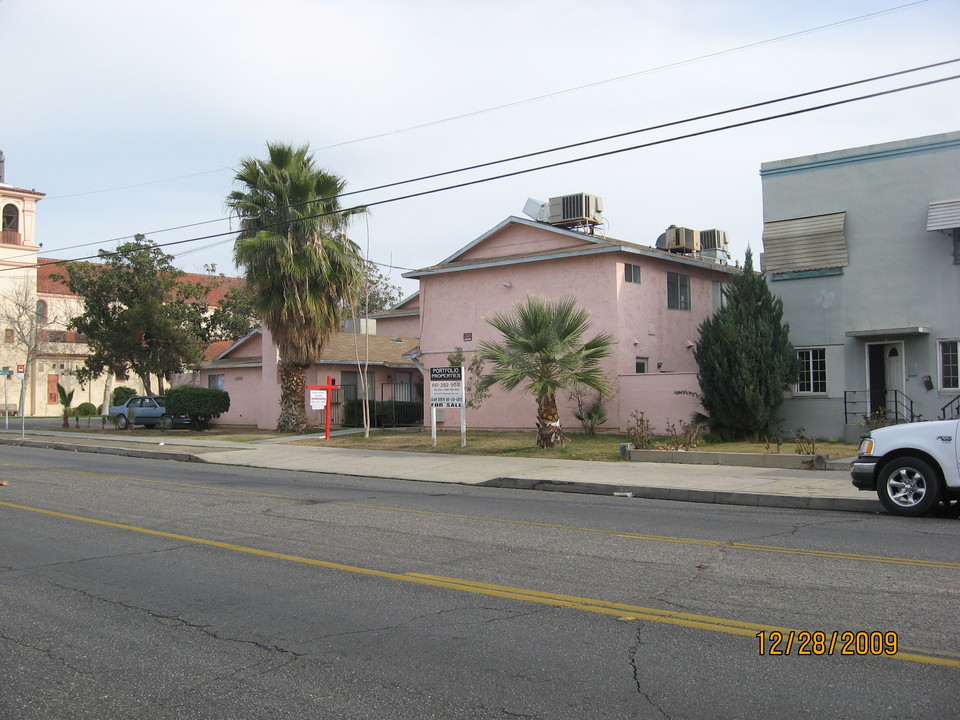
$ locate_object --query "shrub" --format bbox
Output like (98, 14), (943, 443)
(74, 401), (100, 429)
(111, 386), (137, 408)
(626, 410), (655, 449)
(165, 385), (230, 430)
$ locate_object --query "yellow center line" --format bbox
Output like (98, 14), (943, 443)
(2, 460), (958, 570)
(1, 499), (956, 668)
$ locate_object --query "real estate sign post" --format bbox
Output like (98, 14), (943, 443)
(429, 366), (466, 447)
(306, 376), (338, 440)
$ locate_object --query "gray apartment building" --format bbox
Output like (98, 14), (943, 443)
(760, 131), (960, 442)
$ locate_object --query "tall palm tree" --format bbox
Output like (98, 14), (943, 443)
(227, 142), (364, 433)
(477, 296), (614, 448)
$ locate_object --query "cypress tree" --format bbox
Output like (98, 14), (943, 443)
(694, 249), (799, 440)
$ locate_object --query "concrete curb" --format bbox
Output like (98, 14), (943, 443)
(3, 436), (880, 514)
(0, 438), (207, 464)
(481, 477), (882, 513)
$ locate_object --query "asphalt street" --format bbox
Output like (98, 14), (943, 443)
(1, 446), (958, 719)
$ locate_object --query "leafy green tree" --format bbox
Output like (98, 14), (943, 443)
(477, 296), (614, 448)
(165, 385), (230, 430)
(694, 249), (800, 440)
(227, 142), (365, 433)
(54, 236), (251, 395)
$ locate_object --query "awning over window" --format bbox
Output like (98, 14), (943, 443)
(761, 211), (847, 273)
(927, 199), (960, 231)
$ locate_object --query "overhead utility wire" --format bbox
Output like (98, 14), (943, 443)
(42, 0), (935, 202)
(22, 70), (958, 278)
(335, 58), (960, 200)
(317, 0), (936, 149)
(35, 55), (957, 266)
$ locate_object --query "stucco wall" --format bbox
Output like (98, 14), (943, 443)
(417, 242), (728, 433)
(762, 132), (960, 437)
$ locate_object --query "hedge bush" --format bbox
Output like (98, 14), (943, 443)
(165, 385), (230, 430)
(111, 386), (137, 408)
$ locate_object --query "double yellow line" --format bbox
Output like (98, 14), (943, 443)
(2, 499), (958, 668)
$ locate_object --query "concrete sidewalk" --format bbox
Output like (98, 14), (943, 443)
(0, 429), (879, 513)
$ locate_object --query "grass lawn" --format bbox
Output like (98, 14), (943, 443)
(296, 429), (860, 463)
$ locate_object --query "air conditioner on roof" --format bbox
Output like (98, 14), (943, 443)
(666, 226), (700, 253)
(699, 229), (729, 252)
(546, 193), (603, 226)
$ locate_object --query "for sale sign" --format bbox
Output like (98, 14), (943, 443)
(309, 389), (328, 410)
(429, 366), (464, 408)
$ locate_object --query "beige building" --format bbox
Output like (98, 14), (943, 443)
(1, 174), (242, 417)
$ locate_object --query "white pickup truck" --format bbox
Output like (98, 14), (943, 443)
(851, 419), (960, 517)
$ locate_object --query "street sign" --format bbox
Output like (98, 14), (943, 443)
(0, 370), (12, 376)
(16, 364), (25, 380)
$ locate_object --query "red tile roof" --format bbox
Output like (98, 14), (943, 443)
(37, 257), (245, 304)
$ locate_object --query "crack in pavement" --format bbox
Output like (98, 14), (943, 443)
(629, 622), (671, 719)
(49, 581), (307, 658)
(1, 545), (194, 575)
(0, 631), (95, 675)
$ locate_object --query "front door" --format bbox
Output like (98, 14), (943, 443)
(867, 342), (905, 418)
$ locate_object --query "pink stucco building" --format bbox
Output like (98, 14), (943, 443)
(397, 215), (737, 433)
(197, 328), (422, 430)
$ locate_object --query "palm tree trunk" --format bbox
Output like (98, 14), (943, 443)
(536, 393), (564, 448)
(277, 361), (309, 433)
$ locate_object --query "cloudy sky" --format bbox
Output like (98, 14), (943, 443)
(4, 0), (958, 297)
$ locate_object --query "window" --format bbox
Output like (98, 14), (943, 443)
(208, 374), (226, 391)
(635, 357), (648, 374)
(624, 263), (641, 284)
(667, 272), (691, 310)
(341, 370), (375, 401)
(941, 340), (958, 390)
(36, 300), (48, 322)
(4, 328), (13, 343)
(797, 348), (827, 394)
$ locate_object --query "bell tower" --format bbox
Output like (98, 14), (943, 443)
(1, 152), (45, 267)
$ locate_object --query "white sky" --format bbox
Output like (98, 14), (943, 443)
(4, 0), (958, 297)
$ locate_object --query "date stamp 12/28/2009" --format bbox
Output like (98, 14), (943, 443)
(757, 631), (898, 656)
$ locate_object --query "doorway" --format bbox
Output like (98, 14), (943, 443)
(867, 342), (904, 417)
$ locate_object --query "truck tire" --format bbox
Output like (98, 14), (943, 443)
(877, 456), (941, 517)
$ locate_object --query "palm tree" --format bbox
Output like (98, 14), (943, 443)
(477, 296), (614, 448)
(56, 382), (74, 429)
(227, 142), (364, 433)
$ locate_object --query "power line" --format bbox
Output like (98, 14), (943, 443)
(38, 1), (936, 202)
(28, 56), (960, 268)
(317, 0), (937, 149)
(20, 70), (957, 278)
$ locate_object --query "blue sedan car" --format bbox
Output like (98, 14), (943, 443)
(108, 396), (188, 430)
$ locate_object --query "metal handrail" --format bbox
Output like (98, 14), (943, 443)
(940, 395), (960, 421)
(843, 389), (918, 425)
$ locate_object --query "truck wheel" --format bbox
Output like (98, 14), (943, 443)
(116, 414), (129, 430)
(877, 456), (941, 517)
(159, 414), (174, 430)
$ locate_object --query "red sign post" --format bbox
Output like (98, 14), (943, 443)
(306, 376), (339, 439)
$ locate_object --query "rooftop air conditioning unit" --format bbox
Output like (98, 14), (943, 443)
(546, 193), (603, 226)
(666, 226), (700, 253)
(699, 229), (729, 252)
